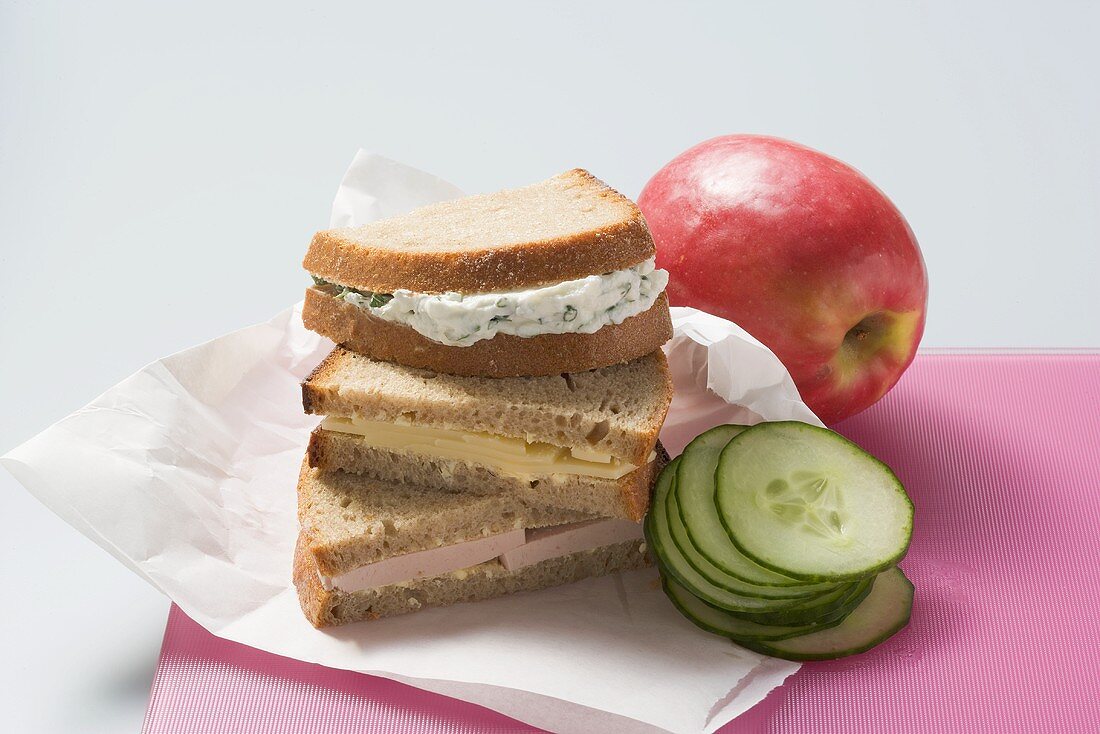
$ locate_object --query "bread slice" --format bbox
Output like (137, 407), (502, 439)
(302, 286), (672, 378)
(308, 429), (668, 522)
(302, 348), (673, 466)
(294, 532), (651, 627)
(302, 169), (654, 294)
(297, 461), (595, 577)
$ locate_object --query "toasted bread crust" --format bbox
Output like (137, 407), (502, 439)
(293, 533), (340, 627)
(302, 169), (655, 293)
(302, 286), (672, 378)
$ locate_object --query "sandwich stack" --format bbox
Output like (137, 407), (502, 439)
(293, 170), (675, 627)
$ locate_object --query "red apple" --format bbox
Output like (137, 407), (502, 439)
(639, 135), (927, 424)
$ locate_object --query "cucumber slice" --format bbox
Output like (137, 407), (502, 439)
(716, 422), (913, 582)
(675, 426), (818, 588)
(662, 576), (850, 642)
(733, 567), (914, 661)
(665, 487), (833, 601)
(646, 462), (834, 613)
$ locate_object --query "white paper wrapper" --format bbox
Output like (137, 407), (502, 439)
(2, 151), (823, 734)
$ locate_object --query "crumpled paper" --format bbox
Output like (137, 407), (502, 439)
(2, 151), (823, 734)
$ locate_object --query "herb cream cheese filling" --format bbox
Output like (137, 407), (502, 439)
(312, 258), (669, 347)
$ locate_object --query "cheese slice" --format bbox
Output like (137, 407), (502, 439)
(320, 416), (643, 480)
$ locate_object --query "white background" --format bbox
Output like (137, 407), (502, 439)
(2, 2), (1097, 732)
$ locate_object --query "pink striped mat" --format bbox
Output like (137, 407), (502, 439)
(142, 353), (1100, 733)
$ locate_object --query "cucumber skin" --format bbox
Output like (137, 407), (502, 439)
(647, 492), (802, 613)
(714, 421), (915, 583)
(729, 621), (909, 661)
(656, 544), (837, 614)
(660, 576), (850, 642)
(728, 577), (872, 626)
(732, 569), (915, 661)
(646, 460), (781, 612)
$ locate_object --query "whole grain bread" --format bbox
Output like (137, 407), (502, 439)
(308, 429), (668, 521)
(302, 286), (672, 378)
(302, 348), (673, 465)
(297, 461), (594, 577)
(294, 533), (651, 628)
(303, 169), (654, 294)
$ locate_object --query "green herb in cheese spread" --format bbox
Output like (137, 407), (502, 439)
(312, 258), (668, 347)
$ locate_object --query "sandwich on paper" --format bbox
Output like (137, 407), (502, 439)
(293, 168), (674, 627)
(1, 152), (823, 733)
(302, 169), (673, 378)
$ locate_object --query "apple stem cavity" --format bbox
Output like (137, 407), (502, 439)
(845, 314), (886, 350)
(837, 311), (921, 388)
